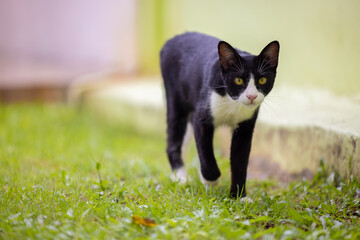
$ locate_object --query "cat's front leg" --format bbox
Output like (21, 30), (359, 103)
(192, 116), (221, 185)
(230, 119), (256, 198)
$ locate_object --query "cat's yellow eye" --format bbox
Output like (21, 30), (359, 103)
(234, 78), (244, 85)
(258, 77), (267, 85)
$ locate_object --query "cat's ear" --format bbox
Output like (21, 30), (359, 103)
(218, 41), (243, 72)
(258, 41), (280, 69)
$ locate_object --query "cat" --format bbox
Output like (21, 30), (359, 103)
(160, 32), (279, 198)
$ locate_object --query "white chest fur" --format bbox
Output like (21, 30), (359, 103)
(210, 91), (258, 128)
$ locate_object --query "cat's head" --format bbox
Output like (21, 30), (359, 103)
(218, 40), (279, 108)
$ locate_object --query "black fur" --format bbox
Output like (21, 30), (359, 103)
(160, 32), (279, 198)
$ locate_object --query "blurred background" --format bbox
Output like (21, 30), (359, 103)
(1, 0), (360, 102)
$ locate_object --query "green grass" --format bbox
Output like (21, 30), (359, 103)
(0, 103), (359, 239)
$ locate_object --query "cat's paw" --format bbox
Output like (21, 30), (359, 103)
(240, 197), (254, 203)
(199, 170), (219, 187)
(170, 167), (188, 184)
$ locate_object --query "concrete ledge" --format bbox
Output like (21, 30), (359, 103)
(69, 75), (360, 179)
(251, 124), (359, 176)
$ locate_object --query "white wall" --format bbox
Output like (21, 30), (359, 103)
(0, 0), (137, 76)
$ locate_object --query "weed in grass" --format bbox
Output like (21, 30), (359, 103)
(0, 103), (359, 239)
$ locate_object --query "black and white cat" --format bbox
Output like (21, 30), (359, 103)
(160, 32), (279, 198)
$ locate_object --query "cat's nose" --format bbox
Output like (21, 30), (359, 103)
(246, 94), (257, 103)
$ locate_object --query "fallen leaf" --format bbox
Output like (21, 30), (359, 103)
(132, 215), (156, 227)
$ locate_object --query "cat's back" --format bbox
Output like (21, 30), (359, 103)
(162, 32), (219, 52)
(160, 32), (219, 68)
(161, 32), (220, 107)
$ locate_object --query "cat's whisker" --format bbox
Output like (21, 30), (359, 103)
(233, 102), (242, 127)
(259, 65), (274, 74)
(258, 58), (268, 72)
(257, 59), (265, 72)
(258, 58), (278, 74)
(258, 59), (270, 73)
(212, 101), (234, 113)
(236, 61), (244, 71)
(203, 100), (233, 112)
(229, 56), (244, 68)
(258, 59), (271, 72)
(228, 59), (244, 74)
(212, 85), (227, 89)
(223, 102), (237, 125)
(229, 66), (242, 75)
(213, 103), (232, 110)
(210, 99), (234, 108)
(229, 103), (239, 125)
